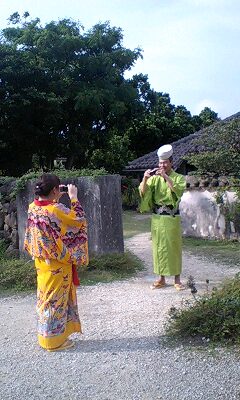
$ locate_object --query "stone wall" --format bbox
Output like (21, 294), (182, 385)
(0, 179), (19, 257)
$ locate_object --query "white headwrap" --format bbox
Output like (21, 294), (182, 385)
(157, 144), (173, 160)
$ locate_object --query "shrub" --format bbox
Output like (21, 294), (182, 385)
(12, 167), (108, 197)
(121, 177), (140, 210)
(166, 274), (240, 344)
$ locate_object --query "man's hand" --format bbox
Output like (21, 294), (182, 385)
(158, 168), (168, 179)
(140, 168), (157, 195)
(143, 169), (152, 179)
(143, 168), (159, 179)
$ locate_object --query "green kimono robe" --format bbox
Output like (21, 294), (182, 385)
(139, 170), (186, 276)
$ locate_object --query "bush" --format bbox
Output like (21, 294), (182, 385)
(166, 274), (240, 344)
(121, 177), (140, 210)
(0, 168), (109, 199)
(12, 167), (108, 197)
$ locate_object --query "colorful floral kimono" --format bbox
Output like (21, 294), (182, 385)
(139, 171), (186, 276)
(24, 198), (88, 350)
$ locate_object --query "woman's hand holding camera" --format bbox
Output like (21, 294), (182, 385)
(59, 184), (78, 200)
(67, 184), (78, 200)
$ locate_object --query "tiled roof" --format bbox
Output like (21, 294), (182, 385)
(125, 111), (240, 172)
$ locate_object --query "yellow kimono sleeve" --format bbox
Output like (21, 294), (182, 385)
(54, 198), (86, 228)
(53, 199), (89, 266)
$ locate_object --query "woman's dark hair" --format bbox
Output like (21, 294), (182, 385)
(35, 174), (60, 197)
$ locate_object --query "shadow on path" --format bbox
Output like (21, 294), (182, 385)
(73, 335), (163, 353)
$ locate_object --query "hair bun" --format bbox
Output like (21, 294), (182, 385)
(34, 182), (43, 196)
(34, 174), (60, 197)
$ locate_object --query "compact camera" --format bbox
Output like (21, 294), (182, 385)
(60, 185), (68, 193)
(149, 168), (158, 176)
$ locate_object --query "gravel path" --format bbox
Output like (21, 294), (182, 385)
(1, 233), (240, 400)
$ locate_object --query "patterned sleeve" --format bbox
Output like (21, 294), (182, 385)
(53, 199), (89, 266)
(54, 198), (86, 225)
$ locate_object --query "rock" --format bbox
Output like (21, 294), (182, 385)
(9, 200), (17, 213)
(199, 178), (210, 188)
(10, 229), (19, 247)
(4, 212), (17, 229)
(210, 178), (219, 187)
(5, 244), (20, 258)
(186, 176), (199, 188)
(3, 203), (10, 213)
(4, 223), (9, 232)
(218, 176), (229, 187)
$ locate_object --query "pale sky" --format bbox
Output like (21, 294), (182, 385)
(1, 0), (240, 118)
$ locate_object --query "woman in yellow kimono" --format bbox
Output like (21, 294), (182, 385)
(24, 174), (88, 351)
(139, 145), (186, 290)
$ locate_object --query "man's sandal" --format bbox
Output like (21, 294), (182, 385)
(150, 281), (166, 290)
(174, 283), (185, 291)
(47, 339), (75, 352)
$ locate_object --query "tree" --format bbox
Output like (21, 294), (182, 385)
(127, 93), (199, 157)
(0, 14), (144, 175)
(89, 130), (134, 173)
(172, 105), (196, 140)
(0, 13), (220, 176)
(197, 107), (219, 129)
(186, 119), (240, 175)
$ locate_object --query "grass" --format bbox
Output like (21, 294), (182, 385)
(122, 210), (151, 239)
(0, 258), (36, 294)
(78, 251), (144, 285)
(183, 237), (240, 268)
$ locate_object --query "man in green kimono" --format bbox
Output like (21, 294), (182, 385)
(139, 144), (186, 290)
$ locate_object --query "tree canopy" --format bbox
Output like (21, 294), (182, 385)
(0, 13), (219, 176)
(186, 118), (240, 176)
